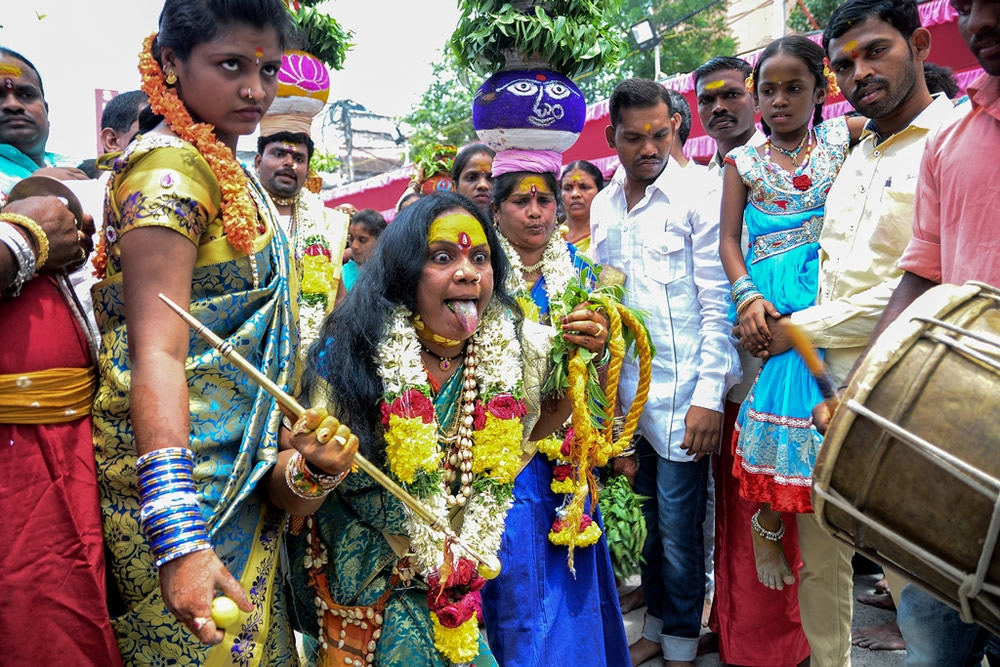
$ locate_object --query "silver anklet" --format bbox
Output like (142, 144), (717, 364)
(751, 509), (785, 541)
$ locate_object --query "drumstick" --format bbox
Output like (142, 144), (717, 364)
(157, 293), (500, 572)
(785, 321), (840, 409)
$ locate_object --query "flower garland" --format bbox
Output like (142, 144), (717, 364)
(95, 32), (260, 280)
(286, 192), (349, 359)
(375, 302), (523, 663)
(497, 230), (576, 324)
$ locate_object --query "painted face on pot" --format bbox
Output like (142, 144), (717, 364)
(473, 69), (586, 152)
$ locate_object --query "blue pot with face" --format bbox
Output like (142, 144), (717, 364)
(473, 69), (586, 152)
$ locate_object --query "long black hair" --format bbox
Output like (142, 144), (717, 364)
(751, 35), (829, 136)
(139, 0), (292, 133)
(301, 192), (520, 465)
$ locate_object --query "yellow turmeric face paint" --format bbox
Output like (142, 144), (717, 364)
(514, 175), (553, 196)
(0, 64), (22, 77)
(429, 213), (488, 250)
(844, 40), (858, 53)
(644, 123), (651, 133)
(705, 79), (725, 90)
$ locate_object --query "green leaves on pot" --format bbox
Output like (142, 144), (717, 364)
(450, 0), (628, 79)
(287, 3), (353, 70)
(598, 474), (649, 580)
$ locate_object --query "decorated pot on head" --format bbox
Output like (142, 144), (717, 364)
(262, 49), (331, 135)
(473, 68), (586, 153)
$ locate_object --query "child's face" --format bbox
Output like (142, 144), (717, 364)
(756, 52), (825, 134)
(164, 24), (282, 149)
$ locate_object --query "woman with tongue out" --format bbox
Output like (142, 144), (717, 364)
(286, 192), (610, 666)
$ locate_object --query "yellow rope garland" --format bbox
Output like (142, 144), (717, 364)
(560, 299), (654, 570)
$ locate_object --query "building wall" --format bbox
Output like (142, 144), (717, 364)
(726, 0), (798, 54)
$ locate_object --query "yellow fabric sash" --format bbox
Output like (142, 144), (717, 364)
(203, 505), (284, 667)
(0, 367), (96, 423)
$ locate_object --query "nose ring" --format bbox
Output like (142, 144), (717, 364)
(245, 88), (254, 101)
(472, 273), (481, 284)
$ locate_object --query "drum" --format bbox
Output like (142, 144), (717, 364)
(813, 281), (1000, 634)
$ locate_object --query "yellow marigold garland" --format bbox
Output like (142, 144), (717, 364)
(430, 614), (481, 663)
(383, 413), (439, 484)
(95, 33), (260, 279)
(470, 413), (522, 485)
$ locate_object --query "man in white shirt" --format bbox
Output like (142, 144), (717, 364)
(590, 78), (740, 667)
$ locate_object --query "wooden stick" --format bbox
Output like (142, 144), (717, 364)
(785, 321), (840, 410)
(158, 293), (499, 571)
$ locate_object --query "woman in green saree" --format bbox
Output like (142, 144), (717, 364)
(286, 192), (610, 666)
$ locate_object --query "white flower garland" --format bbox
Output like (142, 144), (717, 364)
(498, 231), (577, 315)
(376, 303), (523, 573)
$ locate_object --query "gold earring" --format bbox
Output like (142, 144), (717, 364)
(165, 70), (177, 85)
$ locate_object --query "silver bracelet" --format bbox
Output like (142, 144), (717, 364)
(0, 222), (36, 297)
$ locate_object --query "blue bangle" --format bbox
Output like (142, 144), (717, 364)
(137, 447), (212, 567)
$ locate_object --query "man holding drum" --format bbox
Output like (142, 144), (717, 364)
(736, 0), (967, 663)
(855, 0), (1000, 663)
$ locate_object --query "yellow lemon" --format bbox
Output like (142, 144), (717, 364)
(477, 556), (502, 580)
(211, 596), (241, 629)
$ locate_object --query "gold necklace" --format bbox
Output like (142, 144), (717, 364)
(270, 194), (296, 207)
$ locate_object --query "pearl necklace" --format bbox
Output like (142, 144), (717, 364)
(441, 341), (477, 508)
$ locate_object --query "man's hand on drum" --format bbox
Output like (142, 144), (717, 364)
(287, 407), (359, 477)
(561, 302), (610, 354)
(159, 548), (252, 645)
(680, 406), (723, 462)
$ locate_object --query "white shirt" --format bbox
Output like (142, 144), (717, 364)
(590, 159), (740, 460)
(705, 129), (767, 403)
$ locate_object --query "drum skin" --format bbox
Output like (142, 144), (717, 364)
(814, 283), (1000, 633)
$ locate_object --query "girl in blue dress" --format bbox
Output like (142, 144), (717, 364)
(719, 35), (863, 591)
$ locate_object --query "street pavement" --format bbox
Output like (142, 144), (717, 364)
(625, 572), (905, 666)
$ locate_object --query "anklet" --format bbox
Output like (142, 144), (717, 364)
(751, 509), (785, 541)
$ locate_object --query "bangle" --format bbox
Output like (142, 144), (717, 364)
(136, 447), (212, 567)
(0, 213), (49, 269)
(282, 414), (294, 431)
(729, 274), (756, 303)
(736, 292), (764, 316)
(611, 415), (626, 441)
(285, 451), (346, 499)
(0, 222), (36, 296)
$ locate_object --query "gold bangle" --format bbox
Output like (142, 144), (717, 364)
(736, 293), (763, 317)
(0, 213), (49, 269)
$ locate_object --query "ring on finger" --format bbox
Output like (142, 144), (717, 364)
(316, 427), (332, 444)
(192, 616), (211, 632)
(291, 414), (311, 436)
(333, 434), (348, 448)
(594, 323), (605, 338)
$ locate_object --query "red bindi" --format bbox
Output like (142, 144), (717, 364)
(458, 232), (471, 250)
(535, 74), (547, 81)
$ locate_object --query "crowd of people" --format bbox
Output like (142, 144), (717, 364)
(1, 0), (998, 665)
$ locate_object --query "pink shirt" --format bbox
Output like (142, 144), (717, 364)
(899, 73), (1000, 286)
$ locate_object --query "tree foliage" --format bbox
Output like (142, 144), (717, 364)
(402, 47), (479, 160)
(403, 0), (735, 154)
(787, 0), (841, 34)
(576, 0), (736, 102)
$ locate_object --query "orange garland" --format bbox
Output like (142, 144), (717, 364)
(94, 33), (258, 279)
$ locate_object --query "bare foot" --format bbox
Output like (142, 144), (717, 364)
(875, 576), (890, 595)
(852, 621), (905, 650)
(629, 637), (662, 666)
(701, 593), (713, 627)
(620, 586), (646, 614)
(750, 511), (795, 590)
(857, 591), (896, 610)
(697, 631), (719, 655)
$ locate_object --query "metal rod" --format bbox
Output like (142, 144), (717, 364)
(158, 293), (499, 571)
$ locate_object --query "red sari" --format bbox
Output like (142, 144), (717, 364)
(709, 400), (810, 666)
(0, 276), (121, 666)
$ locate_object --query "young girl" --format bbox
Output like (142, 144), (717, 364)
(91, 1), (355, 663)
(719, 35), (863, 591)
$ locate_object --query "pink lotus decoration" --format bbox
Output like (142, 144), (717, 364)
(278, 50), (331, 104)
